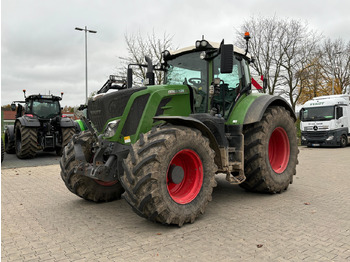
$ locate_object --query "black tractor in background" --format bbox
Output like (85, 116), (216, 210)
(4, 90), (76, 159)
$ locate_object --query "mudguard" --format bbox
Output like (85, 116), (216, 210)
(227, 93), (296, 125)
(153, 115), (223, 169)
(17, 116), (40, 127)
(75, 119), (86, 132)
(60, 117), (76, 128)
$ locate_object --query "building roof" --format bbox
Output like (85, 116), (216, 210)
(3, 110), (16, 120)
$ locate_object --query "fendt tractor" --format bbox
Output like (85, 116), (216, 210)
(5, 90), (76, 159)
(60, 33), (299, 226)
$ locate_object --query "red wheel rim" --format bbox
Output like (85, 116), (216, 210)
(167, 149), (203, 204)
(268, 127), (290, 174)
(95, 180), (118, 186)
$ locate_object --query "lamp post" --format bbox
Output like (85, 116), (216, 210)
(75, 26), (97, 104)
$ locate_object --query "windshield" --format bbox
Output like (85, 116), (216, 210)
(212, 55), (246, 118)
(29, 99), (61, 119)
(213, 56), (243, 90)
(165, 51), (208, 112)
(300, 106), (335, 121)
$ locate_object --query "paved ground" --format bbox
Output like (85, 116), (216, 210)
(2, 152), (59, 169)
(1, 146), (350, 261)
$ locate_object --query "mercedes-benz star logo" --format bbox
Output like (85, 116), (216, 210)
(313, 125), (318, 131)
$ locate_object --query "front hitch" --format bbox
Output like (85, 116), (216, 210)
(72, 131), (130, 182)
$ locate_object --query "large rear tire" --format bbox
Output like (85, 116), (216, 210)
(60, 131), (124, 202)
(120, 125), (217, 226)
(15, 122), (38, 159)
(56, 127), (75, 156)
(340, 135), (347, 148)
(241, 106), (299, 193)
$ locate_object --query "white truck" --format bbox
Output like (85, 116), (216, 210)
(300, 94), (350, 147)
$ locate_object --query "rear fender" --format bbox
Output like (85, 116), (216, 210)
(153, 116), (223, 169)
(227, 94), (296, 125)
(60, 117), (76, 128)
(16, 116), (40, 127)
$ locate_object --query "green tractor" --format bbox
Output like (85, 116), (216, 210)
(60, 33), (298, 226)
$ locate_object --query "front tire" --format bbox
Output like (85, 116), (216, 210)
(120, 125), (217, 226)
(340, 135), (347, 148)
(241, 106), (299, 193)
(15, 122), (38, 159)
(60, 131), (124, 202)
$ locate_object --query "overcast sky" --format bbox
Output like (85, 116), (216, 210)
(2, 0), (350, 107)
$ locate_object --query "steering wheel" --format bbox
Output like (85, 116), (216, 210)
(188, 78), (204, 85)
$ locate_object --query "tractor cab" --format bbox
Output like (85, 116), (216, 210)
(162, 39), (252, 118)
(24, 95), (62, 119)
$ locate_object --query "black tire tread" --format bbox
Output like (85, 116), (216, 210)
(56, 127), (76, 156)
(4, 128), (15, 154)
(241, 106), (299, 193)
(60, 131), (124, 202)
(120, 125), (217, 226)
(15, 122), (38, 159)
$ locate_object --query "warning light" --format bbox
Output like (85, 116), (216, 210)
(244, 32), (251, 40)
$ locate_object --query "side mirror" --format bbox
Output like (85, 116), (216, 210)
(11, 103), (16, 111)
(336, 107), (343, 119)
(220, 44), (233, 74)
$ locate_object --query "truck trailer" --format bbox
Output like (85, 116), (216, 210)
(300, 94), (350, 147)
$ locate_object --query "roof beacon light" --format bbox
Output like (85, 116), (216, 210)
(244, 32), (251, 55)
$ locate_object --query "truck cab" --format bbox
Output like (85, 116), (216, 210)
(300, 94), (350, 147)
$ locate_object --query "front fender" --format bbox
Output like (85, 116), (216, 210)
(153, 115), (223, 169)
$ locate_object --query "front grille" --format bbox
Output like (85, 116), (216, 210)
(303, 131), (328, 141)
(88, 87), (146, 133)
(121, 94), (150, 136)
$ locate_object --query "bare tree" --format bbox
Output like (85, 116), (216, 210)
(117, 30), (174, 86)
(322, 38), (350, 94)
(237, 17), (321, 110)
(278, 20), (321, 110)
(237, 16), (286, 95)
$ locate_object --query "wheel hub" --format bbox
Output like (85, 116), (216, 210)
(167, 149), (203, 204)
(169, 165), (185, 184)
(269, 127), (290, 174)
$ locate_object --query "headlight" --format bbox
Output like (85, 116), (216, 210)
(326, 135), (334, 141)
(163, 50), (170, 59)
(301, 136), (306, 141)
(103, 120), (120, 138)
(200, 51), (206, 60)
(201, 40), (208, 47)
